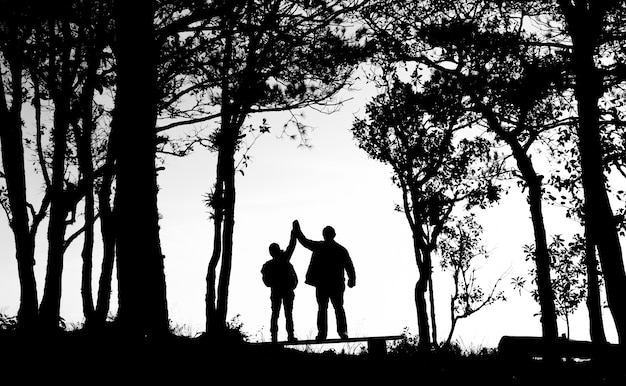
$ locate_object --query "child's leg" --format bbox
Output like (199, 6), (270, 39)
(270, 292), (282, 342)
(284, 291), (296, 340)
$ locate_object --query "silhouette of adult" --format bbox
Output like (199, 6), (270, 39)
(293, 220), (356, 340)
(261, 226), (299, 343)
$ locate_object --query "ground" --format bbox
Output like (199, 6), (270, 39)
(1, 329), (625, 385)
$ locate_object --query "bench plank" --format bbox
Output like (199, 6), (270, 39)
(251, 335), (404, 356)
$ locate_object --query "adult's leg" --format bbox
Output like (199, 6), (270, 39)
(284, 291), (296, 340)
(316, 287), (330, 340)
(330, 289), (347, 338)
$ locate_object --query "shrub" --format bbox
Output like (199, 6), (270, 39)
(0, 313), (17, 332)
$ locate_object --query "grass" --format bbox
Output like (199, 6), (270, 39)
(1, 314), (625, 385)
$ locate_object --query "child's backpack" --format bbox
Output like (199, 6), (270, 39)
(262, 259), (298, 290)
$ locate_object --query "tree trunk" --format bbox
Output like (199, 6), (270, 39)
(0, 64), (39, 329)
(94, 152), (116, 328)
(206, 156), (224, 334)
(205, 124), (238, 334)
(412, 236), (431, 351)
(584, 225), (607, 343)
(446, 317), (458, 347)
(216, 126), (237, 327)
(428, 270), (437, 346)
(79, 159), (95, 324)
(112, 0), (169, 338)
(487, 114), (559, 344)
(39, 71), (72, 331)
(415, 271), (431, 350)
(567, 9), (626, 343)
(525, 176), (558, 341)
(403, 184), (431, 351)
(206, 15), (237, 334)
(77, 45), (98, 325)
(502, 137), (559, 361)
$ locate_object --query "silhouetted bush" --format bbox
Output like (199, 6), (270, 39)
(0, 313), (17, 332)
(388, 327), (421, 356)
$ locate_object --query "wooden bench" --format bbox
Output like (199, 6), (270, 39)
(252, 335), (404, 356)
(498, 335), (624, 361)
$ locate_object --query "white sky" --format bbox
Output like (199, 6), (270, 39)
(0, 76), (620, 351)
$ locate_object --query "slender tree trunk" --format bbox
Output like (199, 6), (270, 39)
(216, 123), (237, 327)
(428, 270), (437, 346)
(446, 271), (460, 346)
(39, 166), (69, 329)
(112, 0), (169, 337)
(94, 160), (115, 327)
(485, 111), (559, 344)
(402, 184), (431, 350)
(414, 270), (431, 350)
(584, 225), (607, 343)
(412, 234), (431, 351)
(525, 177), (558, 341)
(205, 125), (238, 333)
(446, 317), (458, 346)
(77, 2), (99, 325)
(78, 97), (96, 325)
(94, 98), (117, 328)
(206, 13), (237, 334)
(206, 156), (225, 334)
(39, 70), (72, 330)
(80, 189), (95, 324)
(503, 139), (559, 363)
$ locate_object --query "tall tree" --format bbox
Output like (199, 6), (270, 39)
(1, 0), (112, 331)
(0, 0), (45, 329)
(554, 0), (626, 344)
(27, 0), (112, 330)
(352, 76), (501, 350)
(70, 0), (114, 328)
(36, 2), (88, 330)
(111, 0), (169, 337)
(360, 0), (575, 349)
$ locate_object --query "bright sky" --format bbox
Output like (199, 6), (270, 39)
(0, 74), (620, 351)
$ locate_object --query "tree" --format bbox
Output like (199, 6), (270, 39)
(111, 0), (169, 337)
(439, 213), (506, 346)
(19, 0), (114, 331)
(352, 75), (501, 350)
(360, 0), (572, 348)
(1, 0), (115, 331)
(33, 1), (100, 330)
(68, 0), (114, 328)
(551, 0), (626, 344)
(0, 0), (45, 329)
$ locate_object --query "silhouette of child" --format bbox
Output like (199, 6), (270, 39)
(261, 226), (298, 343)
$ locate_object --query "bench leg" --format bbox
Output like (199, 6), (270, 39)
(368, 339), (387, 356)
